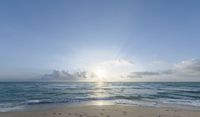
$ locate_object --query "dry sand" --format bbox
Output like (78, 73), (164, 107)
(0, 105), (199, 117)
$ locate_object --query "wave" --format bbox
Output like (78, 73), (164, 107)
(0, 103), (25, 112)
(0, 82), (200, 112)
(161, 99), (200, 107)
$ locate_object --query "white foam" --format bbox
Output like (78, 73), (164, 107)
(26, 100), (41, 104)
(114, 99), (158, 107)
(161, 99), (200, 107)
(0, 106), (24, 112)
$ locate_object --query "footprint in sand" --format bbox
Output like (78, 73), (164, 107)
(80, 114), (87, 117)
(100, 112), (104, 115)
(122, 111), (127, 115)
(173, 116), (181, 117)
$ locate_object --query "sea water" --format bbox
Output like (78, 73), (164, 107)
(0, 82), (200, 112)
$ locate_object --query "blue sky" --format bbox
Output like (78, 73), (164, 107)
(0, 0), (200, 81)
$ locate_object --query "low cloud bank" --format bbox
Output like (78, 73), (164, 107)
(127, 59), (200, 81)
(40, 59), (200, 82)
(41, 70), (87, 82)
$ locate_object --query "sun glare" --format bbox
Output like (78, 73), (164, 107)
(91, 67), (108, 82)
(94, 68), (106, 78)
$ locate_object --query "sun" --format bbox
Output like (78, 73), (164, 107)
(91, 67), (107, 82)
(94, 68), (106, 78)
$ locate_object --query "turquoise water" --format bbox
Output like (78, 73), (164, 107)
(0, 82), (200, 112)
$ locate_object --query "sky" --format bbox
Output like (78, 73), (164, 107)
(0, 0), (200, 82)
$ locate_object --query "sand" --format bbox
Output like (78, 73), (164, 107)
(0, 105), (199, 117)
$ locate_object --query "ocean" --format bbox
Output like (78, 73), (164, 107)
(0, 82), (200, 112)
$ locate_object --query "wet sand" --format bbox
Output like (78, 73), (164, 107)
(0, 105), (200, 117)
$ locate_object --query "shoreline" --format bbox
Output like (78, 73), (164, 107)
(1, 100), (200, 113)
(0, 104), (200, 117)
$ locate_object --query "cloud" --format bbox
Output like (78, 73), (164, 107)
(127, 71), (160, 78)
(40, 59), (200, 82)
(41, 70), (87, 81)
(174, 59), (200, 74)
(97, 59), (134, 66)
(127, 59), (200, 81)
(127, 69), (174, 79)
(40, 59), (135, 82)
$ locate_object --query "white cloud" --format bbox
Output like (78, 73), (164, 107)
(174, 59), (200, 73)
(41, 59), (136, 82)
(40, 59), (200, 82)
(127, 59), (200, 82)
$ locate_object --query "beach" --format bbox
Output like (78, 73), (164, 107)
(1, 0), (200, 116)
(0, 105), (200, 117)
(0, 82), (200, 117)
